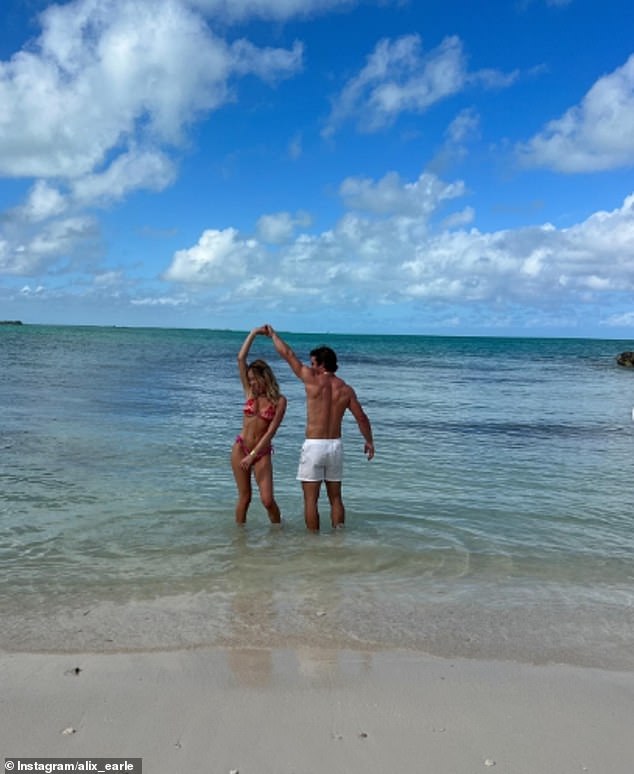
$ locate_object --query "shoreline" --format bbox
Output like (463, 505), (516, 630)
(3, 588), (633, 671)
(2, 645), (633, 774)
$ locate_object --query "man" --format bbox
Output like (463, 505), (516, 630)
(264, 325), (374, 531)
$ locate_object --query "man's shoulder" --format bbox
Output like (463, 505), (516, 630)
(302, 366), (321, 383)
(333, 376), (354, 398)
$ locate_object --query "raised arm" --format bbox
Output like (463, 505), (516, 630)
(237, 326), (266, 393)
(264, 325), (310, 381)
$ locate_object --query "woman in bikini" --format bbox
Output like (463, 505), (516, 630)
(232, 326), (287, 524)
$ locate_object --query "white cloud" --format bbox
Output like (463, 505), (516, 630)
(602, 310), (634, 327)
(0, 0), (304, 279)
(340, 170), (466, 216)
(70, 149), (177, 207)
(469, 67), (519, 90)
(324, 35), (516, 135)
(517, 54), (634, 172)
(131, 295), (190, 307)
(186, 0), (355, 21)
(164, 227), (262, 283)
(165, 171), (634, 312)
(0, 215), (99, 275)
(0, 0), (303, 179)
(441, 206), (475, 228)
(94, 270), (125, 287)
(20, 285), (46, 296)
(445, 108), (480, 145)
(428, 108), (481, 173)
(12, 182), (67, 223)
(256, 211), (312, 243)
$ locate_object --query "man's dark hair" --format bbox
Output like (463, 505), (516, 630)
(310, 345), (338, 372)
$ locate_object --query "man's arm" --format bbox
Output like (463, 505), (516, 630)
(348, 391), (375, 460)
(264, 325), (310, 381)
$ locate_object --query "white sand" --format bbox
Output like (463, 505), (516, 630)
(2, 647), (633, 774)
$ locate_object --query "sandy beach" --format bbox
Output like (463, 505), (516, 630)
(2, 646), (632, 774)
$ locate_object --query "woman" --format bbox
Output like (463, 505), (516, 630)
(232, 326), (287, 524)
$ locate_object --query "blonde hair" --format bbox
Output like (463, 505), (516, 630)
(248, 359), (281, 403)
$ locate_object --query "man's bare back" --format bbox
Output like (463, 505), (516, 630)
(305, 371), (367, 441)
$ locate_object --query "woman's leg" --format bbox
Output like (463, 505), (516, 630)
(254, 455), (281, 524)
(231, 442), (252, 524)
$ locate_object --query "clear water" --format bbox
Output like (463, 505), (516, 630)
(1, 325), (633, 667)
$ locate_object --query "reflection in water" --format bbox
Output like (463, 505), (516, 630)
(225, 646), (372, 688)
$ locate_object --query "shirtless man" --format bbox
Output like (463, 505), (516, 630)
(264, 325), (374, 531)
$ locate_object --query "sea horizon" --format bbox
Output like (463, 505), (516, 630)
(5, 319), (634, 343)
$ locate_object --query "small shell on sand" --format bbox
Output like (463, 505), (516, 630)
(484, 759), (496, 767)
(61, 727), (76, 735)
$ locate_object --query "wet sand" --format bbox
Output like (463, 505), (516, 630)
(2, 646), (632, 774)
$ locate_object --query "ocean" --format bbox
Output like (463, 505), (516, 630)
(1, 325), (633, 668)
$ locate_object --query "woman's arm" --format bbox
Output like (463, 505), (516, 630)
(237, 326), (266, 393)
(240, 395), (288, 469)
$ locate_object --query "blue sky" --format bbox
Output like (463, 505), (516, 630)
(1, 0), (634, 336)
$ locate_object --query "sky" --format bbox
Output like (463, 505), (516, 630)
(1, 0), (634, 337)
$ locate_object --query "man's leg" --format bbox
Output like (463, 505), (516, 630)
(301, 481), (322, 531)
(325, 480), (345, 528)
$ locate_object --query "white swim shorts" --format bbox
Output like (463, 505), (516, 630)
(297, 438), (343, 482)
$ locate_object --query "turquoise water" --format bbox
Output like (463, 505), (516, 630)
(1, 325), (633, 667)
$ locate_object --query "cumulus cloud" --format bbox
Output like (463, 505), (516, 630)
(164, 170), (634, 312)
(164, 227), (262, 283)
(517, 54), (634, 172)
(11, 182), (68, 223)
(70, 149), (177, 207)
(0, 0), (303, 179)
(0, 0), (304, 279)
(0, 215), (99, 275)
(441, 207), (475, 228)
(256, 211), (312, 243)
(340, 170), (466, 217)
(324, 35), (516, 135)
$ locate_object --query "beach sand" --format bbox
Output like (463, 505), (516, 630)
(2, 646), (632, 774)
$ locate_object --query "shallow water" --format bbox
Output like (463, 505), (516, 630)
(1, 325), (633, 667)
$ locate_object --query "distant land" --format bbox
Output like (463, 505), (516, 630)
(0, 320), (23, 325)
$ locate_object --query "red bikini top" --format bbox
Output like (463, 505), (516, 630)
(243, 397), (276, 422)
